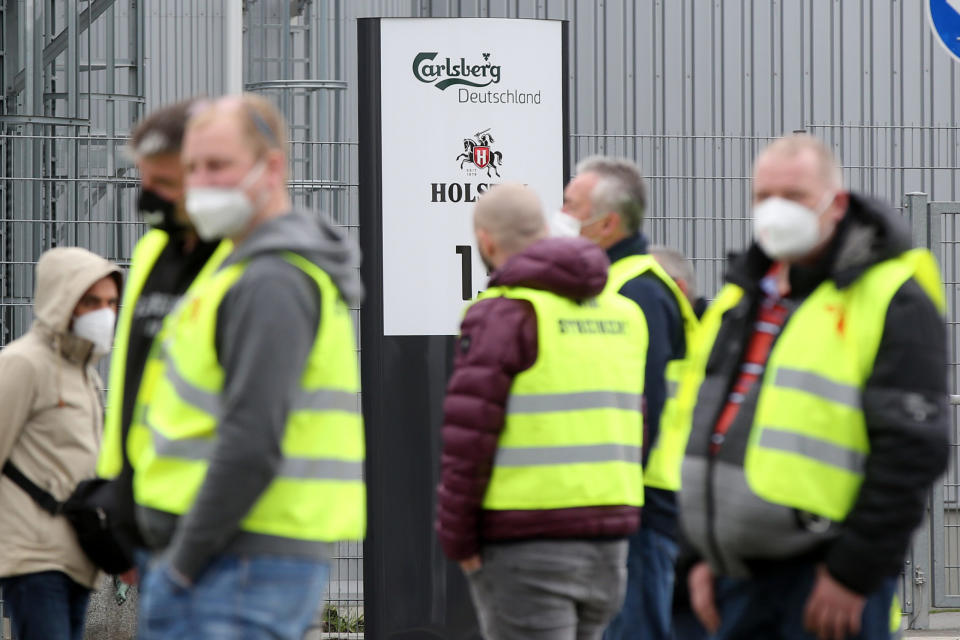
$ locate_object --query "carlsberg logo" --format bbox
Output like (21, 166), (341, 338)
(413, 52), (502, 90)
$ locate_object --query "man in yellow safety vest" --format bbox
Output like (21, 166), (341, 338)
(97, 100), (229, 580)
(681, 134), (948, 639)
(560, 157), (694, 639)
(437, 184), (647, 639)
(131, 94), (364, 640)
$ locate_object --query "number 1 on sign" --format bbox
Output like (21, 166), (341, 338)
(455, 245), (472, 301)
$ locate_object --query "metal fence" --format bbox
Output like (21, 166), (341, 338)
(3, 122), (960, 632)
(0, 131), (364, 637)
(927, 199), (960, 618)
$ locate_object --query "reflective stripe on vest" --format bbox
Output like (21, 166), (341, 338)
(603, 254), (701, 491)
(133, 251), (365, 542)
(147, 422), (364, 480)
(161, 341), (361, 418)
(476, 285), (648, 511)
(508, 391), (642, 413)
(98, 230), (169, 479)
(494, 444), (644, 467)
(691, 249), (943, 522)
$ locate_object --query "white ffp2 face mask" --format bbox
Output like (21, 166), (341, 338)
(72, 307), (116, 356)
(185, 161), (266, 241)
(549, 210), (582, 238)
(752, 193), (835, 260)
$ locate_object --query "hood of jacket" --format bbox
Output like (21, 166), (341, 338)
(32, 247), (122, 363)
(488, 237), (609, 300)
(726, 192), (913, 294)
(224, 209), (364, 307)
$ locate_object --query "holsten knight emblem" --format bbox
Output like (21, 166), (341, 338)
(457, 128), (503, 178)
(431, 128), (505, 203)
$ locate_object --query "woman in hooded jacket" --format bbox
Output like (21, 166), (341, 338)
(0, 247), (121, 640)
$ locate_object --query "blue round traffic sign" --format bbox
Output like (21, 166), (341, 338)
(930, 0), (960, 63)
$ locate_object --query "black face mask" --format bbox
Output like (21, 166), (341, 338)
(137, 188), (186, 235)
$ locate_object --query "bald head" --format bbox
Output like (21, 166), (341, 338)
(755, 134), (842, 191)
(187, 93), (289, 163)
(473, 183), (547, 269)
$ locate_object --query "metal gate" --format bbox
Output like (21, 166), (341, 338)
(891, 194), (960, 629)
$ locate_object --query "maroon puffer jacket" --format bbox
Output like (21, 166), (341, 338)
(435, 237), (641, 561)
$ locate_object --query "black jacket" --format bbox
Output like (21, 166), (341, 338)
(607, 233), (685, 539)
(682, 193), (949, 595)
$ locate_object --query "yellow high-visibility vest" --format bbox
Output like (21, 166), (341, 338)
(99, 230), (168, 479)
(132, 252), (365, 541)
(476, 285), (648, 510)
(603, 254), (700, 491)
(98, 232), (232, 479)
(681, 249), (944, 521)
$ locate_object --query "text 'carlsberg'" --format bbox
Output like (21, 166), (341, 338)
(413, 52), (502, 90)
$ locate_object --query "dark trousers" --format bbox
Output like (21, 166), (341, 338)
(713, 564), (896, 640)
(604, 527), (679, 640)
(0, 570), (91, 640)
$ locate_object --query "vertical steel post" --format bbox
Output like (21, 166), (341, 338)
(908, 191), (932, 250)
(905, 192), (932, 629)
(105, 2), (116, 255)
(67, 0), (79, 247)
(226, 0), (243, 93)
(23, 0), (40, 252)
(910, 491), (933, 629)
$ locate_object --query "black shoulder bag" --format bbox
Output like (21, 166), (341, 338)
(2, 461), (134, 575)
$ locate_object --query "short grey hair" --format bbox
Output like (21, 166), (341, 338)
(575, 156), (647, 234)
(649, 245), (697, 299)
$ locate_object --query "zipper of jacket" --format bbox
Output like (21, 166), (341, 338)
(702, 300), (757, 577)
(705, 434), (727, 575)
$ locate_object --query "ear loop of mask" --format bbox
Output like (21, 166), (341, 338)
(580, 210), (611, 231)
(238, 159), (271, 211)
(815, 191), (837, 216)
(242, 107), (279, 211)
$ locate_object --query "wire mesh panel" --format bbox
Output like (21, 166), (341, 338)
(807, 124), (960, 210)
(933, 204), (960, 608)
(0, 130), (144, 351)
(0, 131), (365, 635)
(286, 140), (366, 637)
(571, 133), (777, 299)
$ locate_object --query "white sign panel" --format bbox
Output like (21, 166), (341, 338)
(379, 18), (566, 336)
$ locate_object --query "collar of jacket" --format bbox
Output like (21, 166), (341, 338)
(606, 231), (650, 263)
(33, 321), (94, 366)
(724, 192), (912, 297)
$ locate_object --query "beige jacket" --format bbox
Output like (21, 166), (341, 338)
(0, 248), (120, 588)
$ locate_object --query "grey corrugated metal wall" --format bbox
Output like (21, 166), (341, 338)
(324, 0), (960, 298)
(145, 0), (229, 105)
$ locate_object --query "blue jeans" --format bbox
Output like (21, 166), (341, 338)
(604, 528), (678, 640)
(0, 570), (91, 640)
(713, 564), (897, 640)
(137, 553), (330, 640)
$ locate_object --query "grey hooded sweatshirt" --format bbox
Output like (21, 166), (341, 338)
(136, 210), (363, 581)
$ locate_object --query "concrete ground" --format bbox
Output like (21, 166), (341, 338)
(83, 575), (138, 640)
(904, 611), (960, 638)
